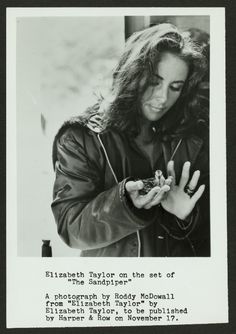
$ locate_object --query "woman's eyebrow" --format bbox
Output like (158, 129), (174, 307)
(154, 73), (185, 84)
(153, 74), (163, 80)
(171, 80), (185, 84)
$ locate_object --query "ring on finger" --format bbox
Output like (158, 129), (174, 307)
(185, 186), (195, 196)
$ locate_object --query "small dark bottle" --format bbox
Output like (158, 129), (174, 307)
(42, 240), (52, 257)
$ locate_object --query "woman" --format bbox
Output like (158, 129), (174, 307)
(51, 23), (210, 257)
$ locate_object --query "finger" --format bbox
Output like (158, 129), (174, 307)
(164, 176), (173, 187)
(134, 186), (161, 209)
(144, 187), (169, 209)
(140, 186), (161, 207)
(159, 175), (165, 187)
(188, 170), (200, 191)
(179, 161), (191, 190)
(191, 184), (205, 204)
(153, 184), (170, 201)
(167, 160), (176, 186)
(144, 185), (170, 209)
(125, 180), (143, 193)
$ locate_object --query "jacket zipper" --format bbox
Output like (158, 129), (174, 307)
(97, 134), (141, 257)
(97, 134), (118, 183)
(170, 139), (182, 160)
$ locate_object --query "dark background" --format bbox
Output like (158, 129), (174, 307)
(1, 0), (235, 333)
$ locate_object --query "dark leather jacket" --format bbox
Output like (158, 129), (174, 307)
(51, 117), (210, 257)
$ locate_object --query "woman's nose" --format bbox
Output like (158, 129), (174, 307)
(154, 85), (168, 104)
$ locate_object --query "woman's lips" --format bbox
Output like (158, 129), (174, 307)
(149, 105), (164, 112)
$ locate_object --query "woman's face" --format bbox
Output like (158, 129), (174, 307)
(140, 51), (189, 122)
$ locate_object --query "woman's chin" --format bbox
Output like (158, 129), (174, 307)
(145, 113), (164, 122)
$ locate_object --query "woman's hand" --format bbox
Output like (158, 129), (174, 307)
(161, 161), (205, 220)
(125, 178), (172, 210)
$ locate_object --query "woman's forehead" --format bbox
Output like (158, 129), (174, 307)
(155, 52), (189, 82)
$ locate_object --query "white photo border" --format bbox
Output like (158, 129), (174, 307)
(7, 7), (227, 328)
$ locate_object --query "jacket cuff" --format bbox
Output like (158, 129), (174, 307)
(160, 206), (200, 240)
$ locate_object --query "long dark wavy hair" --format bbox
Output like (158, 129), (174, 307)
(82, 23), (209, 141)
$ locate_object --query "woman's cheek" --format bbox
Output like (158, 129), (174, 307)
(142, 88), (154, 103)
(169, 92), (181, 108)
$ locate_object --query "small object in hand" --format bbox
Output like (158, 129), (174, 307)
(139, 177), (157, 195)
(155, 170), (164, 187)
(139, 169), (164, 195)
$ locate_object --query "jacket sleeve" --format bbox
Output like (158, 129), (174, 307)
(51, 127), (156, 250)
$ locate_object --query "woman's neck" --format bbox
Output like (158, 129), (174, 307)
(138, 120), (155, 143)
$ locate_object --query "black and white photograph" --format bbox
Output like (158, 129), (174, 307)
(51, 16), (210, 258)
(6, 6), (228, 329)
(17, 14), (210, 258)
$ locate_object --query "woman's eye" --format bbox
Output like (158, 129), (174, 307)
(149, 78), (161, 86)
(149, 81), (159, 86)
(170, 85), (183, 92)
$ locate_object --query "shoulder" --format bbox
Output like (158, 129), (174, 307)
(54, 103), (105, 143)
(52, 109), (117, 169)
(52, 116), (97, 169)
(55, 117), (89, 145)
